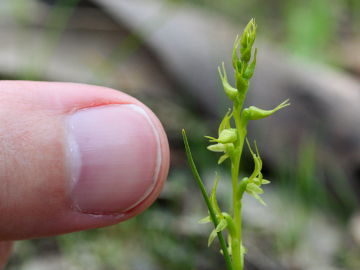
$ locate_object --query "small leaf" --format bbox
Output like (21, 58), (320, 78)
(215, 218), (228, 232)
(198, 216), (211, 224)
(261, 179), (271, 184)
(208, 229), (218, 247)
(218, 110), (232, 135)
(218, 154), (229, 164)
(232, 35), (240, 70)
(246, 183), (264, 194)
(251, 192), (267, 206)
(246, 139), (262, 182)
(204, 135), (217, 142)
(210, 174), (220, 199)
(210, 174), (222, 216)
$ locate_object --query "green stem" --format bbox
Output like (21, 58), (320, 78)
(231, 159), (241, 269)
(231, 103), (247, 270)
(182, 130), (233, 270)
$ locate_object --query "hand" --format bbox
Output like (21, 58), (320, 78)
(0, 81), (170, 269)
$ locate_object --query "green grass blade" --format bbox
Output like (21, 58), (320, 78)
(182, 129), (233, 270)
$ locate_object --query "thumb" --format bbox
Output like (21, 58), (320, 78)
(0, 242), (12, 269)
(0, 81), (169, 241)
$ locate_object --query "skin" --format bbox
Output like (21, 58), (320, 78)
(0, 81), (170, 269)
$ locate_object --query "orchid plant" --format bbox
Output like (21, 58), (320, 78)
(182, 19), (289, 270)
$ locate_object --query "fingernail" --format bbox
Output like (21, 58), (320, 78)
(66, 104), (161, 215)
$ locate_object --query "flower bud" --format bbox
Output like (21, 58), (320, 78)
(218, 128), (237, 143)
(242, 106), (269, 120)
(240, 19), (257, 56)
(236, 74), (248, 93)
(224, 84), (238, 101)
(240, 46), (251, 63)
(207, 143), (227, 152)
(243, 48), (257, 79)
(225, 143), (235, 153)
(243, 99), (290, 121)
(207, 143), (234, 154)
(218, 63), (238, 101)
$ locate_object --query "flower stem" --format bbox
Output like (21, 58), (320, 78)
(231, 103), (248, 270)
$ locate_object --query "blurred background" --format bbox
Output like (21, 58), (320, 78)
(2, 0), (360, 269)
